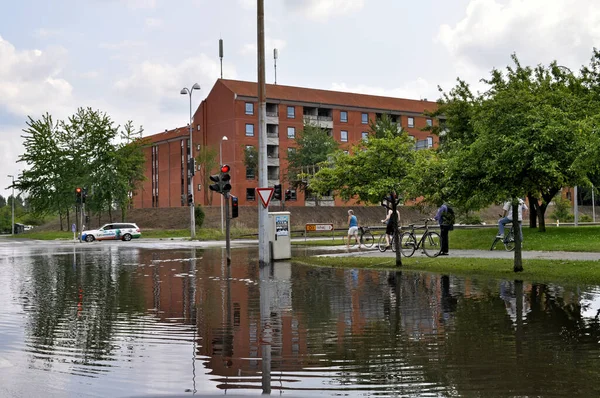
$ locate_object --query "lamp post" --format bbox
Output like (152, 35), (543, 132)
(7, 175), (14, 236)
(220, 136), (228, 233)
(181, 83), (201, 239)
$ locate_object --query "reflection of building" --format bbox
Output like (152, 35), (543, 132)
(133, 79), (439, 209)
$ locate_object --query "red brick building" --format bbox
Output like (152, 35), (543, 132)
(133, 79), (439, 209)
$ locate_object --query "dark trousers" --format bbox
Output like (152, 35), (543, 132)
(440, 225), (450, 253)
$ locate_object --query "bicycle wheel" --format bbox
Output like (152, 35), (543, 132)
(490, 237), (501, 251)
(504, 228), (515, 251)
(378, 234), (388, 252)
(400, 232), (416, 257)
(391, 234), (398, 252)
(361, 231), (374, 248)
(422, 231), (442, 257)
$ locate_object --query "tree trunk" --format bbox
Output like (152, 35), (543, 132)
(59, 210), (64, 231)
(66, 208), (70, 231)
(512, 202), (523, 272)
(527, 193), (537, 229)
(121, 205), (126, 222)
(537, 202), (548, 232)
(108, 207), (113, 222)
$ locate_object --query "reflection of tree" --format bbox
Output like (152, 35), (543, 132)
(19, 249), (147, 373)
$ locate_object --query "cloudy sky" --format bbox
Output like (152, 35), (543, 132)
(2, 0), (599, 198)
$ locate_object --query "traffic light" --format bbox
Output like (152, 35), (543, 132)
(209, 164), (232, 195)
(220, 164), (231, 194)
(75, 187), (82, 204)
(231, 195), (238, 218)
(273, 184), (282, 200)
(285, 189), (291, 201)
(187, 193), (193, 205)
(82, 187), (88, 204)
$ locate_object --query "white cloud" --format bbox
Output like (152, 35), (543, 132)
(330, 78), (441, 103)
(283, 0), (365, 21)
(240, 37), (287, 56)
(121, 0), (157, 9)
(145, 17), (163, 29)
(437, 0), (600, 72)
(99, 40), (147, 51)
(0, 35), (73, 117)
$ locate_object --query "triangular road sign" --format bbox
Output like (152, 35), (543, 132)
(256, 187), (274, 208)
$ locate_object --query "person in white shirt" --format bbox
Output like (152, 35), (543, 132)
(497, 198), (528, 239)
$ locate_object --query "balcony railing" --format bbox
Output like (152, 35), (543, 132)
(266, 111), (278, 117)
(303, 115), (333, 122)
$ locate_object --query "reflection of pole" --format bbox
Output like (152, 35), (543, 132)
(514, 280), (524, 358)
(225, 193), (231, 264)
(259, 262), (272, 394)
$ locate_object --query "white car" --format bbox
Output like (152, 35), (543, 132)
(82, 223), (141, 242)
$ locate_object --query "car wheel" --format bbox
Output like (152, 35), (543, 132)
(85, 235), (95, 242)
(122, 233), (132, 241)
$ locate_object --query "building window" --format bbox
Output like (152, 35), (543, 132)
(341, 130), (348, 142)
(287, 189), (297, 201)
(198, 184), (202, 191)
(340, 111), (348, 123)
(287, 106), (295, 118)
(246, 167), (255, 179)
(361, 132), (369, 141)
(287, 147), (296, 155)
(427, 136), (433, 148)
(426, 118), (432, 127)
(361, 113), (368, 124)
(245, 102), (254, 115)
(287, 127), (295, 138)
(343, 150), (349, 155)
(246, 188), (256, 201)
(408, 117), (414, 128)
(246, 123), (254, 136)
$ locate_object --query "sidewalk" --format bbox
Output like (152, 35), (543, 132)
(315, 247), (600, 261)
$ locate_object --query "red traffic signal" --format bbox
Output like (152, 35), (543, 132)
(221, 164), (230, 173)
(75, 187), (82, 194)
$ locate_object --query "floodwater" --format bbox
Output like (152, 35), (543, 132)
(2, 243), (600, 397)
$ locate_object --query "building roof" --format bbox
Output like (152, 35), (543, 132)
(219, 79), (438, 114)
(147, 126), (189, 143)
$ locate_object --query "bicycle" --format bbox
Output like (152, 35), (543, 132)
(377, 226), (401, 252)
(490, 223), (515, 251)
(399, 219), (442, 258)
(342, 226), (374, 248)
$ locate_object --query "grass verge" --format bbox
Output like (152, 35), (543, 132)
(292, 225), (600, 252)
(294, 255), (600, 285)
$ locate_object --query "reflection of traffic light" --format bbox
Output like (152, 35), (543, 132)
(231, 195), (238, 218)
(75, 187), (82, 204)
(285, 189), (291, 201)
(273, 184), (282, 200)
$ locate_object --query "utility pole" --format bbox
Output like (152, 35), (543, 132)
(257, 0), (270, 265)
(7, 174), (14, 236)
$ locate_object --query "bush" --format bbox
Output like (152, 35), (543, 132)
(195, 205), (205, 229)
(580, 213), (593, 222)
(19, 213), (47, 226)
(550, 195), (574, 222)
(458, 213), (483, 225)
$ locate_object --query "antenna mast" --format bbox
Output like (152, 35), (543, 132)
(273, 48), (278, 84)
(219, 39), (224, 79)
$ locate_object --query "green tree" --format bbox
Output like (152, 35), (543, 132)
(196, 146), (218, 206)
(308, 127), (416, 266)
(287, 123), (339, 199)
(114, 121), (147, 221)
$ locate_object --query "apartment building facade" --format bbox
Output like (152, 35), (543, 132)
(133, 79), (439, 209)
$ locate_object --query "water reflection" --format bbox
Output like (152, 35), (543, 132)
(2, 245), (600, 396)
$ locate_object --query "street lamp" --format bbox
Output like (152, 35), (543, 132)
(7, 175), (14, 236)
(220, 135), (228, 233)
(181, 83), (201, 239)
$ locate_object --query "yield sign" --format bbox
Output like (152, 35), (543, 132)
(256, 188), (274, 208)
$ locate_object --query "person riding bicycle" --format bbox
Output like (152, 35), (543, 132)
(497, 198), (528, 239)
(381, 204), (400, 248)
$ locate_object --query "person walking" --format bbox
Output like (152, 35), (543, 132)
(434, 203), (455, 255)
(381, 205), (400, 248)
(346, 209), (360, 251)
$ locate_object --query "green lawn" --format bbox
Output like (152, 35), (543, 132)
(295, 256), (600, 285)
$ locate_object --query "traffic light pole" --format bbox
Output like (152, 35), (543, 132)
(225, 193), (231, 264)
(257, 0), (270, 266)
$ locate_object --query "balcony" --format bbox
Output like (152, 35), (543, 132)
(302, 115), (333, 129)
(267, 157), (280, 166)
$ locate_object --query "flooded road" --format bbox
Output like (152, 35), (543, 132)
(2, 242), (600, 397)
